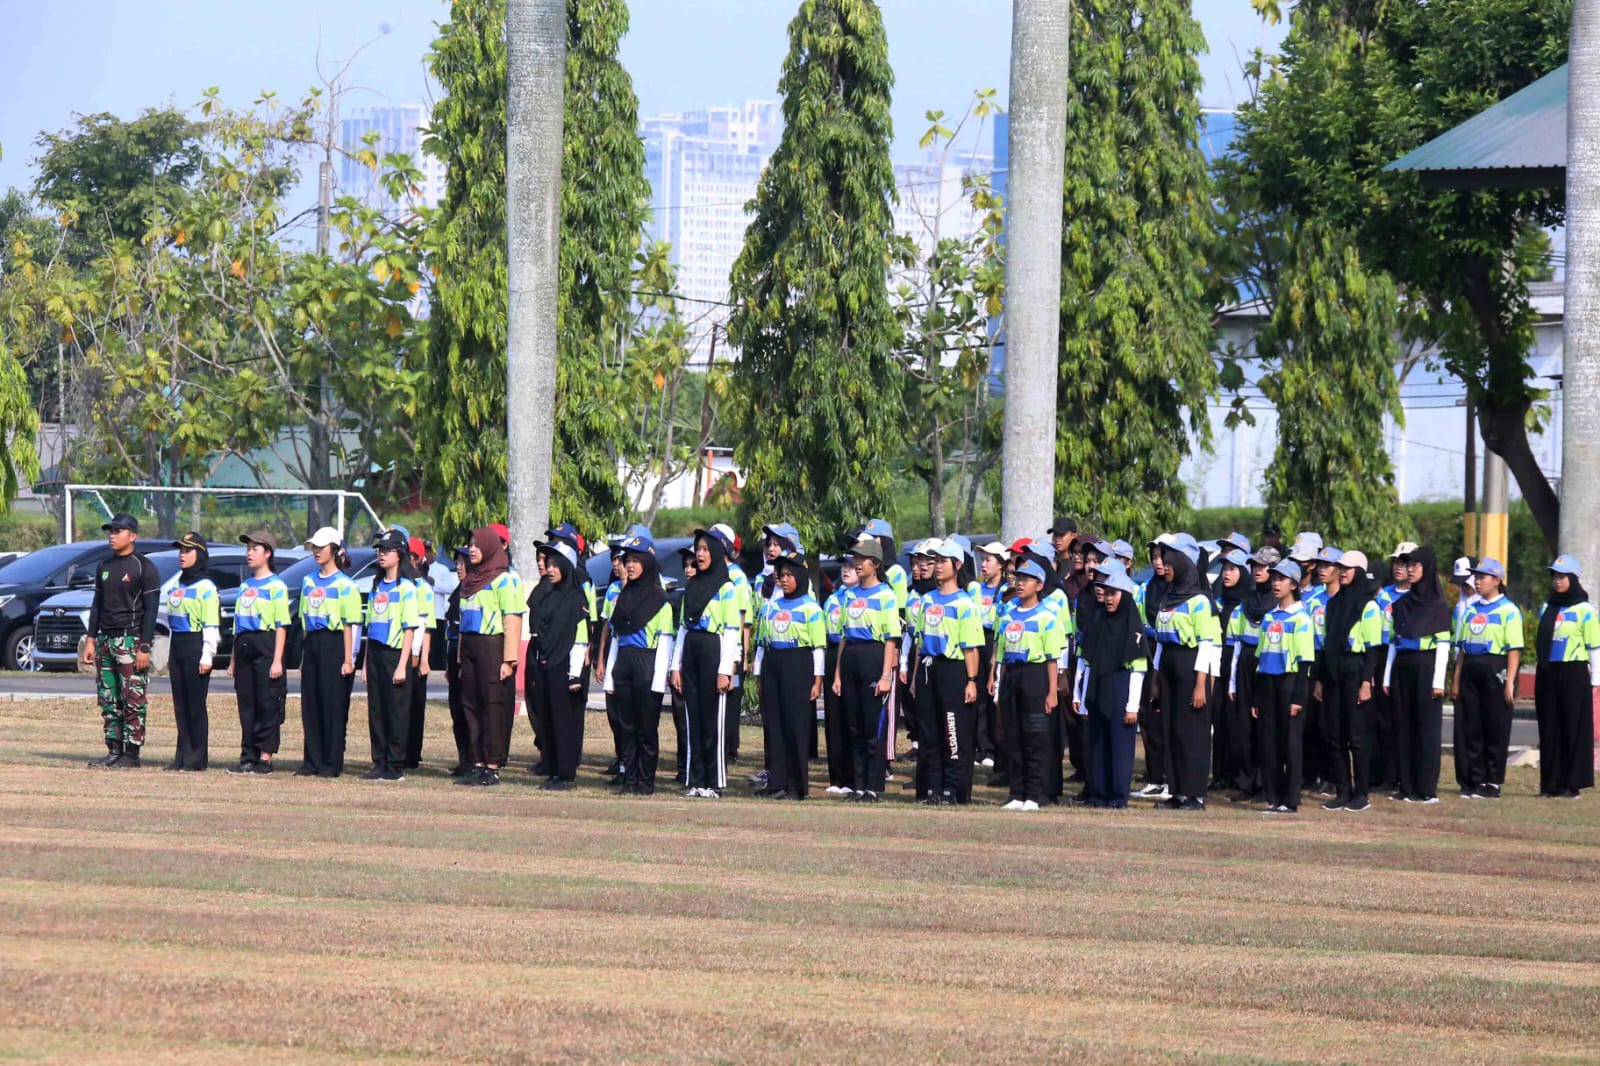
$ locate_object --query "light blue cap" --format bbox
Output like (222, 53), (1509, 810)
(929, 539), (965, 562)
(763, 522), (801, 552)
(1015, 559), (1047, 584)
(1089, 539), (1116, 558)
(1316, 546), (1344, 564)
(1549, 554), (1583, 576)
(617, 533), (655, 556)
(1471, 557), (1506, 581)
(1111, 539), (1134, 560)
(1025, 539), (1057, 563)
(1222, 548), (1250, 568)
(1220, 531), (1252, 554)
(1095, 559), (1137, 596)
(1271, 559), (1302, 584)
(863, 518), (893, 537)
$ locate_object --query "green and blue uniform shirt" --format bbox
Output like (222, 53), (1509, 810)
(1454, 596), (1524, 657)
(1251, 603), (1316, 676)
(165, 578), (220, 633)
(300, 571), (361, 632)
(366, 577), (422, 649)
(823, 585), (851, 646)
(460, 572), (526, 637)
(840, 582), (903, 644)
(915, 588), (983, 660)
(1538, 600), (1600, 664)
(234, 575), (291, 633)
(757, 593), (826, 650)
(997, 601), (1066, 665)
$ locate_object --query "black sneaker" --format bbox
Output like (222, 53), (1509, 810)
(448, 764), (468, 777)
(293, 766), (318, 777)
(1321, 796), (1348, 811)
(453, 767), (483, 786)
(1345, 796), (1371, 812)
(361, 767), (385, 781)
(1478, 783), (1501, 799)
(1178, 797), (1205, 811)
(162, 762), (183, 772)
(249, 760), (274, 775)
(540, 778), (575, 791)
(226, 760), (255, 775)
(380, 770), (405, 782)
(108, 749), (142, 769)
(472, 769), (501, 787)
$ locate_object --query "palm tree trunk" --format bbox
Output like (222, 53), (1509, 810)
(1001, 0), (1070, 542)
(1565, 0), (1600, 574)
(505, 0), (566, 561)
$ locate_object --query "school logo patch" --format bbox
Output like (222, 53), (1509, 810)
(239, 588), (258, 610)
(771, 609), (792, 635)
(167, 588), (185, 610)
(1313, 607), (1326, 627)
(1266, 621), (1285, 646)
(1157, 609), (1176, 624)
(847, 597), (867, 621)
(923, 603), (946, 629)
(373, 591), (391, 618)
(1004, 621), (1024, 646)
(308, 587), (327, 610)
(1468, 613), (1488, 636)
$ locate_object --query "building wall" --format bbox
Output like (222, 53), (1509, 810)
(338, 105), (446, 213)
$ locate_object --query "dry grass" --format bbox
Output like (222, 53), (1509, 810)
(0, 694), (1596, 1064)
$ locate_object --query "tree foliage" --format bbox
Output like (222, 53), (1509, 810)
(1258, 222), (1413, 550)
(1234, 0), (1569, 548)
(726, 0), (904, 550)
(1055, 0), (1218, 544)
(425, 0), (648, 543)
(0, 145), (41, 506)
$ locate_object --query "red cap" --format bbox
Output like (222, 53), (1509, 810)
(1009, 537), (1034, 555)
(489, 523), (510, 546)
(408, 536), (425, 560)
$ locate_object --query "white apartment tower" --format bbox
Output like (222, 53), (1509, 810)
(339, 105), (447, 213)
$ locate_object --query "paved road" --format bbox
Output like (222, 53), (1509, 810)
(0, 672), (1543, 749)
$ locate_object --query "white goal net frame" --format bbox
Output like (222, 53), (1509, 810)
(62, 484), (385, 545)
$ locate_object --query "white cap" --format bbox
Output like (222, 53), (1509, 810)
(1452, 556), (1473, 583)
(975, 540), (1009, 559)
(1338, 550), (1369, 572)
(1389, 541), (1419, 559)
(304, 526), (342, 549)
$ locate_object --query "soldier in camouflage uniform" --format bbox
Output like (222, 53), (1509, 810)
(83, 513), (161, 769)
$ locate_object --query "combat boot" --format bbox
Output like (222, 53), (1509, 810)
(110, 744), (142, 769)
(89, 740), (122, 768)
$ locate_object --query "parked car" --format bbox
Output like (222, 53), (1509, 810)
(0, 551), (28, 571)
(0, 541), (125, 671)
(584, 537), (696, 604)
(32, 545), (251, 672)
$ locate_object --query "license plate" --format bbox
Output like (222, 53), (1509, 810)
(44, 634), (73, 649)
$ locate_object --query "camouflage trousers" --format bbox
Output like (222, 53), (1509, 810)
(96, 633), (149, 746)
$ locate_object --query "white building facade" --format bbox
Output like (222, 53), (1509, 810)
(338, 105), (447, 213)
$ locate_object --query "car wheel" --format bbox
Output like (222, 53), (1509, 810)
(5, 626), (42, 672)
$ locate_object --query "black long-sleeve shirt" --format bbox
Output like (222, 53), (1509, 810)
(87, 552), (161, 648)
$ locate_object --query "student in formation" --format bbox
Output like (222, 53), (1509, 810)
(1075, 560), (1148, 808)
(974, 541), (1008, 770)
(297, 527), (360, 777)
(1249, 559), (1316, 813)
(1151, 536), (1222, 809)
(821, 555), (858, 795)
(527, 538), (590, 790)
(1533, 555), (1599, 798)
(1369, 542), (1416, 793)
(672, 528), (741, 797)
(401, 538), (435, 771)
(1449, 558), (1524, 799)
(992, 559), (1064, 811)
(445, 546), (471, 777)
(1210, 546), (1250, 790)
(164, 531), (221, 772)
(228, 531), (291, 775)
(754, 547), (826, 800)
(595, 523), (647, 781)
(913, 540), (984, 805)
(671, 544), (697, 785)
(831, 535), (902, 802)
(1225, 547), (1277, 801)
(1136, 538), (1171, 798)
(711, 523), (754, 770)
(1383, 546), (1452, 804)
(606, 534), (676, 796)
(901, 540), (936, 782)
(455, 526), (525, 788)
(1317, 550), (1383, 811)
(363, 529), (422, 782)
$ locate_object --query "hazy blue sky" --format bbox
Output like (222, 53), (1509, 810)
(0, 0), (1281, 195)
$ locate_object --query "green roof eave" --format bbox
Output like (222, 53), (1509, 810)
(1385, 63), (1567, 190)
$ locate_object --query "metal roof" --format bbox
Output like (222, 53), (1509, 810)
(1385, 64), (1566, 189)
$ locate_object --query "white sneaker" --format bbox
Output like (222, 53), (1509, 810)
(980, 757), (995, 768)
(1021, 800), (1040, 812)
(1418, 796), (1440, 805)
(1001, 799), (1024, 811)
(1137, 783), (1165, 798)
(825, 785), (850, 795)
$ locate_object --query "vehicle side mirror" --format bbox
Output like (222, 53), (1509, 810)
(69, 572), (95, 588)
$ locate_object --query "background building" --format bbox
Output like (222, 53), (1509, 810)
(338, 104), (446, 213)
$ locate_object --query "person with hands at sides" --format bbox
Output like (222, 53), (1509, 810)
(445, 545), (471, 778)
(1382, 546), (1453, 804)
(1074, 561), (1149, 809)
(1533, 555), (1600, 798)
(820, 555), (859, 795)
(1246, 559), (1316, 813)
(1151, 537), (1222, 810)
(606, 535), (676, 796)
(1316, 551), (1384, 811)
(595, 523), (650, 780)
(753, 548), (827, 800)
(363, 529), (422, 782)
(830, 536), (902, 803)
(84, 514), (162, 770)
(1449, 557), (1524, 799)
(671, 528), (742, 798)
(455, 527), (526, 788)
(913, 540), (985, 805)
(162, 531), (221, 772)
(711, 522), (754, 769)
(1369, 542), (1416, 793)
(527, 539), (591, 791)
(401, 537), (435, 772)
(974, 541), (1008, 769)
(297, 527), (361, 778)
(227, 531), (291, 775)
(992, 559), (1063, 811)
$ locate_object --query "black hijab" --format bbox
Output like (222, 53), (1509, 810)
(1145, 548), (1171, 616)
(1324, 564), (1376, 655)
(683, 533), (730, 628)
(1537, 573), (1590, 664)
(1391, 547), (1451, 639)
(1214, 563), (1247, 631)
(1083, 581), (1145, 668)
(532, 547), (587, 664)
(179, 543), (210, 584)
(774, 555), (812, 599)
(1241, 566), (1275, 626)
(1161, 550), (1209, 611)
(611, 551), (668, 636)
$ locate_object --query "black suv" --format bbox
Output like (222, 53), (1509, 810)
(0, 541), (124, 670)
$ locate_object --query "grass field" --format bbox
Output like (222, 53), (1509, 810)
(1, 694), (1597, 1064)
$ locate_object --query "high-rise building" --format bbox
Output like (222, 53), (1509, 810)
(338, 105), (447, 213)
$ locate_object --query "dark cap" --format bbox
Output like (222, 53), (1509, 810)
(102, 513), (140, 534)
(171, 531), (206, 551)
(1048, 516), (1078, 536)
(843, 536), (884, 562)
(238, 530), (277, 550)
(372, 529), (408, 552)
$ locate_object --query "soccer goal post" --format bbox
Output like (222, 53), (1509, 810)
(62, 485), (386, 547)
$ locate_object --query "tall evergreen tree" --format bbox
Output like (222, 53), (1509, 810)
(1054, 0), (1217, 543)
(1259, 222), (1413, 550)
(425, 0), (647, 542)
(726, 0), (903, 549)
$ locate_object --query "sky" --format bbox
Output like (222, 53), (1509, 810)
(0, 0), (1283, 196)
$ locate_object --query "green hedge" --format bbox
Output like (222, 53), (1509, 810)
(0, 511), (59, 553)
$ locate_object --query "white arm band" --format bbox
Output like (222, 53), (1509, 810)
(1126, 669), (1145, 717)
(1432, 644), (1449, 691)
(603, 642), (618, 694)
(718, 627), (740, 676)
(410, 625), (426, 658)
(812, 647), (825, 677)
(753, 645), (765, 677)
(568, 642), (587, 679)
(200, 625), (220, 666)
(651, 636), (674, 694)
(1196, 642), (1221, 677)
(1590, 648), (1600, 687)
(671, 627), (687, 671)
(1383, 644), (1396, 688)
(350, 624), (363, 650)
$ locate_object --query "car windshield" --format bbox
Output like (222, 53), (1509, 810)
(0, 543), (96, 585)
(141, 552), (186, 582)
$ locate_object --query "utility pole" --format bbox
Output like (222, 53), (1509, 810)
(504, 0), (567, 566)
(1564, 0), (1600, 578)
(1000, 0), (1071, 542)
